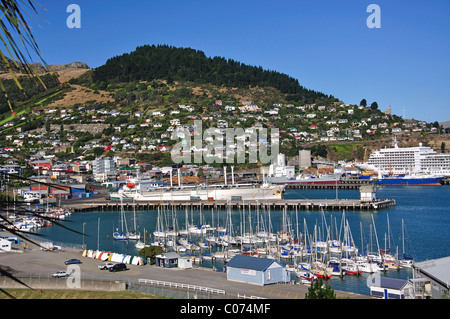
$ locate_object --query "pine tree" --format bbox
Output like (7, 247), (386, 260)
(305, 279), (336, 299)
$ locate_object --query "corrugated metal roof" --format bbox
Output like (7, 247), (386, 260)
(415, 256), (450, 287)
(225, 255), (280, 272)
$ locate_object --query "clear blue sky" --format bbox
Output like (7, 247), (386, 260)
(21, 0), (450, 123)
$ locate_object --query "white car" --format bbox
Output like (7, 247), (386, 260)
(51, 271), (69, 278)
(98, 262), (114, 270)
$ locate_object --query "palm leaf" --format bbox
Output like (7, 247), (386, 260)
(0, 0), (48, 109)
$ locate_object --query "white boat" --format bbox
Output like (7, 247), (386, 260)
(113, 198), (128, 241)
(116, 182), (284, 202)
(135, 241), (148, 249)
(113, 230), (128, 241)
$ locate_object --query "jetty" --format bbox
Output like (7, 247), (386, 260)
(65, 197), (395, 213)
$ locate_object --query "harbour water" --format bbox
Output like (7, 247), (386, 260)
(32, 185), (450, 296)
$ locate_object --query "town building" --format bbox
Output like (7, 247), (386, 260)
(93, 157), (116, 182)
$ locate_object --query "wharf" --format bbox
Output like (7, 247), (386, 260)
(66, 198), (396, 213)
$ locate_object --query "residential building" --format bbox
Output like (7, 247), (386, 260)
(93, 157), (116, 182)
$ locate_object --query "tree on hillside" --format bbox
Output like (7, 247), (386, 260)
(360, 99), (367, 107)
(92, 44), (334, 104)
(370, 101), (378, 110)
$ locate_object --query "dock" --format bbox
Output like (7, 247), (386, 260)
(65, 198), (396, 213)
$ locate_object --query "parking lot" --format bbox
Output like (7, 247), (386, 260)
(0, 244), (371, 299)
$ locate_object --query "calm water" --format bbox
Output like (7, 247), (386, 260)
(32, 185), (450, 296)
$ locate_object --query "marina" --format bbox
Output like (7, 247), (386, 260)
(21, 186), (450, 296)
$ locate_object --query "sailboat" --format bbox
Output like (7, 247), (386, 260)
(399, 219), (414, 268)
(113, 197), (128, 241)
(127, 200), (141, 240)
(135, 228), (149, 249)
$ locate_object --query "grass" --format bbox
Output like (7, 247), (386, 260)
(0, 289), (168, 299)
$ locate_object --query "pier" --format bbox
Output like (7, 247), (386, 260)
(65, 198), (396, 213)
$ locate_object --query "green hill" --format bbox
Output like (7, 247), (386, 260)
(92, 44), (334, 104)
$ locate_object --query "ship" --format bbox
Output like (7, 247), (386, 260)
(373, 173), (443, 186)
(265, 153), (342, 185)
(117, 183), (285, 201)
(362, 136), (450, 177)
(110, 168), (285, 201)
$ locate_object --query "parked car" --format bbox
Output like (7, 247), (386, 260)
(109, 263), (127, 272)
(51, 271), (69, 278)
(64, 259), (82, 265)
(98, 262), (114, 270)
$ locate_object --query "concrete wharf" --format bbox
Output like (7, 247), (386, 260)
(66, 198), (396, 213)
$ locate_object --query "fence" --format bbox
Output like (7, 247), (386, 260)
(131, 278), (227, 299)
(0, 274), (229, 299)
(0, 274), (126, 291)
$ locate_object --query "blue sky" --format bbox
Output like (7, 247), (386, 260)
(19, 0), (450, 122)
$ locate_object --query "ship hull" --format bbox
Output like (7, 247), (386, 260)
(374, 177), (443, 186)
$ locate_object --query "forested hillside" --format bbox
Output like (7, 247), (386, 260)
(92, 44), (333, 104)
(0, 74), (60, 113)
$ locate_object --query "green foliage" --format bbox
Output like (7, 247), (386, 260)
(309, 144), (328, 158)
(0, 74), (60, 114)
(138, 245), (163, 264)
(93, 44), (333, 103)
(305, 279), (336, 299)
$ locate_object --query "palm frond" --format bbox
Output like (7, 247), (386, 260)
(0, 0), (48, 109)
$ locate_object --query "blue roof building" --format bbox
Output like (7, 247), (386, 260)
(225, 255), (290, 286)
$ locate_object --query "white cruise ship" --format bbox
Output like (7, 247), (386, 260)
(364, 139), (450, 176)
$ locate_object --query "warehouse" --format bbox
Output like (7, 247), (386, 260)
(412, 256), (450, 299)
(225, 255), (290, 286)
